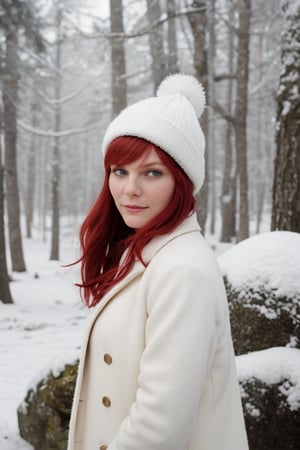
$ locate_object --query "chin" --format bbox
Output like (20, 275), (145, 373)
(123, 218), (147, 230)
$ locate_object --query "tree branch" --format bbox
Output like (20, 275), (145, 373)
(214, 72), (236, 82)
(17, 119), (105, 138)
(213, 101), (236, 125)
(65, 6), (207, 40)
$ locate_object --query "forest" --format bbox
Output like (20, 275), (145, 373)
(0, 0), (300, 304)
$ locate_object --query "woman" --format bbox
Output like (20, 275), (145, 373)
(68, 74), (248, 450)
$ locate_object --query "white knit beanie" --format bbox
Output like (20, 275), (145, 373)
(102, 73), (206, 193)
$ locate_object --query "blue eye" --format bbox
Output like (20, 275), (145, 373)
(148, 170), (162, 177)
(112, 168), (127, 176)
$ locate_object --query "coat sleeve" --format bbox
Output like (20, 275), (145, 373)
(108, 264), (219, 450)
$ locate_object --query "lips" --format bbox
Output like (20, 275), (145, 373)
(123, 205), (147, 212)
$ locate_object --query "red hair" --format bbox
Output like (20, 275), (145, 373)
(78, 136), (195, 307)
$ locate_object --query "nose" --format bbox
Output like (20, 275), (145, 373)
(124, 175), (142, 197)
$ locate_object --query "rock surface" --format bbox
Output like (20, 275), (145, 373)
(17, 362), (78, 450)
(237, 348), (300, 450)
(218, 231), (300, 355)
(224, 276), (300, 354)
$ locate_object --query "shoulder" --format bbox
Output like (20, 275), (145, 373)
(150, 230), (219, 275)
(141, 232), (225, 320)
(141, 229), (227, 304)
(140, 213), (224, 290)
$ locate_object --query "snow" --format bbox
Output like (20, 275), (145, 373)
(0, 231), (89, 449)
(281, 0), (300, 19)
(218, 231), (300, 298)
(282, 99), (292, 115)
(1, 227), (300, 448)
(237, 347), (300, 411)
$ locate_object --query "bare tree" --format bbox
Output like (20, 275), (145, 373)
(3, 30), (26, 271)
(50, 5), (63, 261)
(25, 94), (38, 239)
(146, 0), (167, 92)
(186, 0), (209, 234)
(0, 103), (13, 303)
(235, 0), (251, 241)
(207, 0), (217, 235)
(167, 0), (179, 74)
(1, 0), (44, 269)
(271, 0), (300, 232)
(254, 33), (267, 234)
(110, 0), (127, 117)
(220, 2), (237, 242)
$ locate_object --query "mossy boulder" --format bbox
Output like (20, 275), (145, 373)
(17, 360), (78, 450)
(236, 347), (300, 450)
(218, 231), (300, 355)
(224, 278), (300, 355)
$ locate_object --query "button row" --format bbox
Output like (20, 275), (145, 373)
(100, 353), (112, 448)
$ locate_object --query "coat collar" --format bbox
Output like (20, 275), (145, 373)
(141, 212), (200, 264)
(89, 212), (200, 320)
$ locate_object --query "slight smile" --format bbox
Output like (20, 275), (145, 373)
(123, 205), (148, 212)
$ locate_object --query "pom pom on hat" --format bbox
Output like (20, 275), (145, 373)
(102, 73), (206, 193)
(157, 73), (206, 119)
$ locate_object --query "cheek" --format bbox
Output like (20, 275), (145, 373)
(164, 190), (174, 207)
(157, 179), (175, 206)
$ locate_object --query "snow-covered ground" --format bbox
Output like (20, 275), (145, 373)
(0, 228), (89, 449)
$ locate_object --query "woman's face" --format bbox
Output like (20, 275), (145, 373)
(109, 148), (175, 229)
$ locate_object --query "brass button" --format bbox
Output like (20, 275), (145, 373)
(100, 446), (107, 450)
(102, 396), (111, 407)
(104, 353), (112, 365)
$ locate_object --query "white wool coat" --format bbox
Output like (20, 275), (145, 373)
(68, 213), (248, 450)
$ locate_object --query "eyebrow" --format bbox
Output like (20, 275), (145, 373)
(139, 161), (164, 168)
(111, 161), (164, 168)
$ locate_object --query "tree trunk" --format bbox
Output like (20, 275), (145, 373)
(220, 2), (237, 242)
(256, 178), (266, 234)
(167, 0), (178, 74)
(40, 138), (48, 243)
(50, 7), (62, 261)
(0, 106), (13, 304)
(146, 0), (167, 92)
(235, 0), (251, 242)
(187, 1), (209, 234)
(3, 31), (26, 272)
(255, 33), (266, 234)
(25, 142), (35, 239)
(25, 97), (38, 239)
(221, 124), (237, 242)
(110, 0), (127, 118)
(207, 0), (216, 235)
(271, 0), (300, 231)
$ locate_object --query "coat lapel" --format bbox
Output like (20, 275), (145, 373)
(72, 258), (146, 417)
(88, 258), (145, 324)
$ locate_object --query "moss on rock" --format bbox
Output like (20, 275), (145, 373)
(240, 376), (300, 450)
(224, 277), (300, 355)
(17, 361), (78, 450)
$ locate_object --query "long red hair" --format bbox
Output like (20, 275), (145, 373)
(78, 136), (195, 307)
